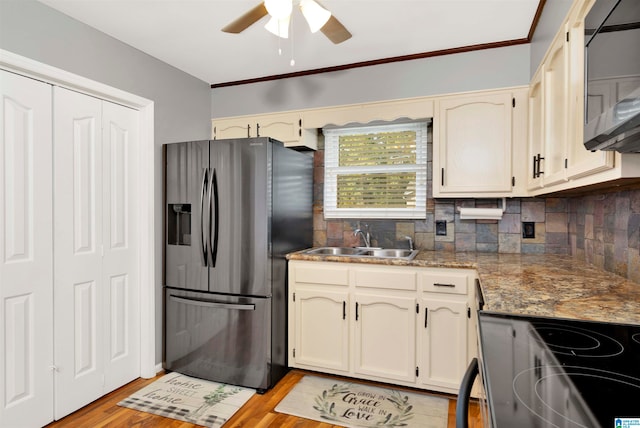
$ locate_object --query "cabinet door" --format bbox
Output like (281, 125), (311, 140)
(292, 289), (349, 372)
(256, 113), (301, 144)
(0, 70), (54, 428)
(434, 91), (513, 196)
(565, 11), (614, 181)
(418, 297), (468, 390)
(541, 34), (569, 186)
(528, 70), (545, 190)
(353, 294), (416, 383)
(212, 117), (251, 139)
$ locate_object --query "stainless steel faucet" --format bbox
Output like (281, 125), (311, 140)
(404, 235), (414, 251)
(354, 228), (371, 248)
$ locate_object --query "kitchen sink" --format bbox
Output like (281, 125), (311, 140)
(361, 248), (417, 258)
(305, 247), (364, 256)
(303, 247), (418, 260)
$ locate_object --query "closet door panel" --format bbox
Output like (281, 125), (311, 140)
(0, 70), (54, 428)
(53, 87), (105, 420)
(101, 100), (139, 393)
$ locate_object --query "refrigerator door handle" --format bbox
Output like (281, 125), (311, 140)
(209, 168), (219, 267)
(169, 294), (255, 311)
(199, 168), (209, 267)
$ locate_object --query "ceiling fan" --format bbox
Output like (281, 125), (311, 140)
(221, 0), (352, 44)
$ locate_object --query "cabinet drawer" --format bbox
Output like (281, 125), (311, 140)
(353, 267), (416, 291)
(421, 271), (469, 295)
(294, 264), (349, 286)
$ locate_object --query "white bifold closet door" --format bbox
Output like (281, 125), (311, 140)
(0, 70), (55, 428)
(53, 87), (139, 419)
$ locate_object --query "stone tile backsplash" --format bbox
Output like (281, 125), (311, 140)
(310, 139), (640, 283)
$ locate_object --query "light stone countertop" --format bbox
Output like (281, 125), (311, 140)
(287, 250), (640, 325)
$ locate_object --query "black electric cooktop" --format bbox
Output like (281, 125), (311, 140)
(478, 312), (640, 428)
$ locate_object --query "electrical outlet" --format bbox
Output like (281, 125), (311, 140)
(522, 222), (535, 239)
(436, 220), (447, 236)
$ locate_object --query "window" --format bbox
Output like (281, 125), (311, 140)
(323, 121), (428, 219)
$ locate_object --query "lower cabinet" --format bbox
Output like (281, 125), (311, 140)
(288, 260), (477, 394)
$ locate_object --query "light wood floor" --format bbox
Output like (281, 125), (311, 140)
(46, 369), (483, 427)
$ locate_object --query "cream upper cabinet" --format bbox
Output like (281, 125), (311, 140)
(528, 71), (545, 190)
(541, 32), (570, 187)
(433, 88), (528, 198)
(288, 260), (477, 395)
(526, 0), (640, 196)
(212, 116), (252, 139)
(212, 112), (317, 149)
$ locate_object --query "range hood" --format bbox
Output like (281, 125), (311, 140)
(584, 87), (640, 152)
(583, 0), (640, 153)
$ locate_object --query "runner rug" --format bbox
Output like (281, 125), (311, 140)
(117, 372), (254, 427)
(275, 375), (449, 428)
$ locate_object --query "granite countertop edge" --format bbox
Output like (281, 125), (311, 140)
(287, 249), (640, 325)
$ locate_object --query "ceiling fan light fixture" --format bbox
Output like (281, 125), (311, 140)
(264, 0), (292, 19)
(299, 0), (331, 33)
(264, 15), (290, 38)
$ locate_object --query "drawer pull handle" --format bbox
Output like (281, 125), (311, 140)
(343, 301), (346, 320)
(424, 307), (428, 328)
(355, 302), (359, 321)
(433, 282), (456, 288)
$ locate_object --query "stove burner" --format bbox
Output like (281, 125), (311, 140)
(530, 322), (624, 358)
(513, 366), (640, 428)
(633, 333), (640, 345)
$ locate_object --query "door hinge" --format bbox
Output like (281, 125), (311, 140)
(512, 97), (515, 108)
(416, 367), (419, 377)
(467, 307), (471, 318)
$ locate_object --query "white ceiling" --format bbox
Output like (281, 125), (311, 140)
(38, 0), (541, 86)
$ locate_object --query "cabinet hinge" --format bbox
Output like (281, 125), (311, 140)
(467, 307), (471, 318)
(416, 303), (419, 314)
(512, 97), (515, 108)
(416, 367), (419, 377)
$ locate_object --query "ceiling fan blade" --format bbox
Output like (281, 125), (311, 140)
(320, 15), (352, 44)
(221, 2), (268, 34)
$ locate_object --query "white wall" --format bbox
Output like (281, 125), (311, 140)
(0, 0), (212, 365)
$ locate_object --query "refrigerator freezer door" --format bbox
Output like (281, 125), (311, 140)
(165, 141), (209, 292)
(209, 139), (271, 296)
(164, 288), (271, 390)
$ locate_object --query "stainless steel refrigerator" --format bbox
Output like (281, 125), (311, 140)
(163, 137), (312, 392)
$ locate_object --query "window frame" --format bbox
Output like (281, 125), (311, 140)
(323, 121), (428, 219)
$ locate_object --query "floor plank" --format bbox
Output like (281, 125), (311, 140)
(46, 369), (482, 427)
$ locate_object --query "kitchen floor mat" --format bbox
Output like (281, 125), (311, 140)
(275, 374), (449, 428)
(117, 372), (254, 427)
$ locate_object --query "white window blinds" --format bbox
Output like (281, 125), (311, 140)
(323, 122), (428, 219)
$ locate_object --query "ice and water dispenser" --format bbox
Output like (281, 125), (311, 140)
(167, 203), (191, 246)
